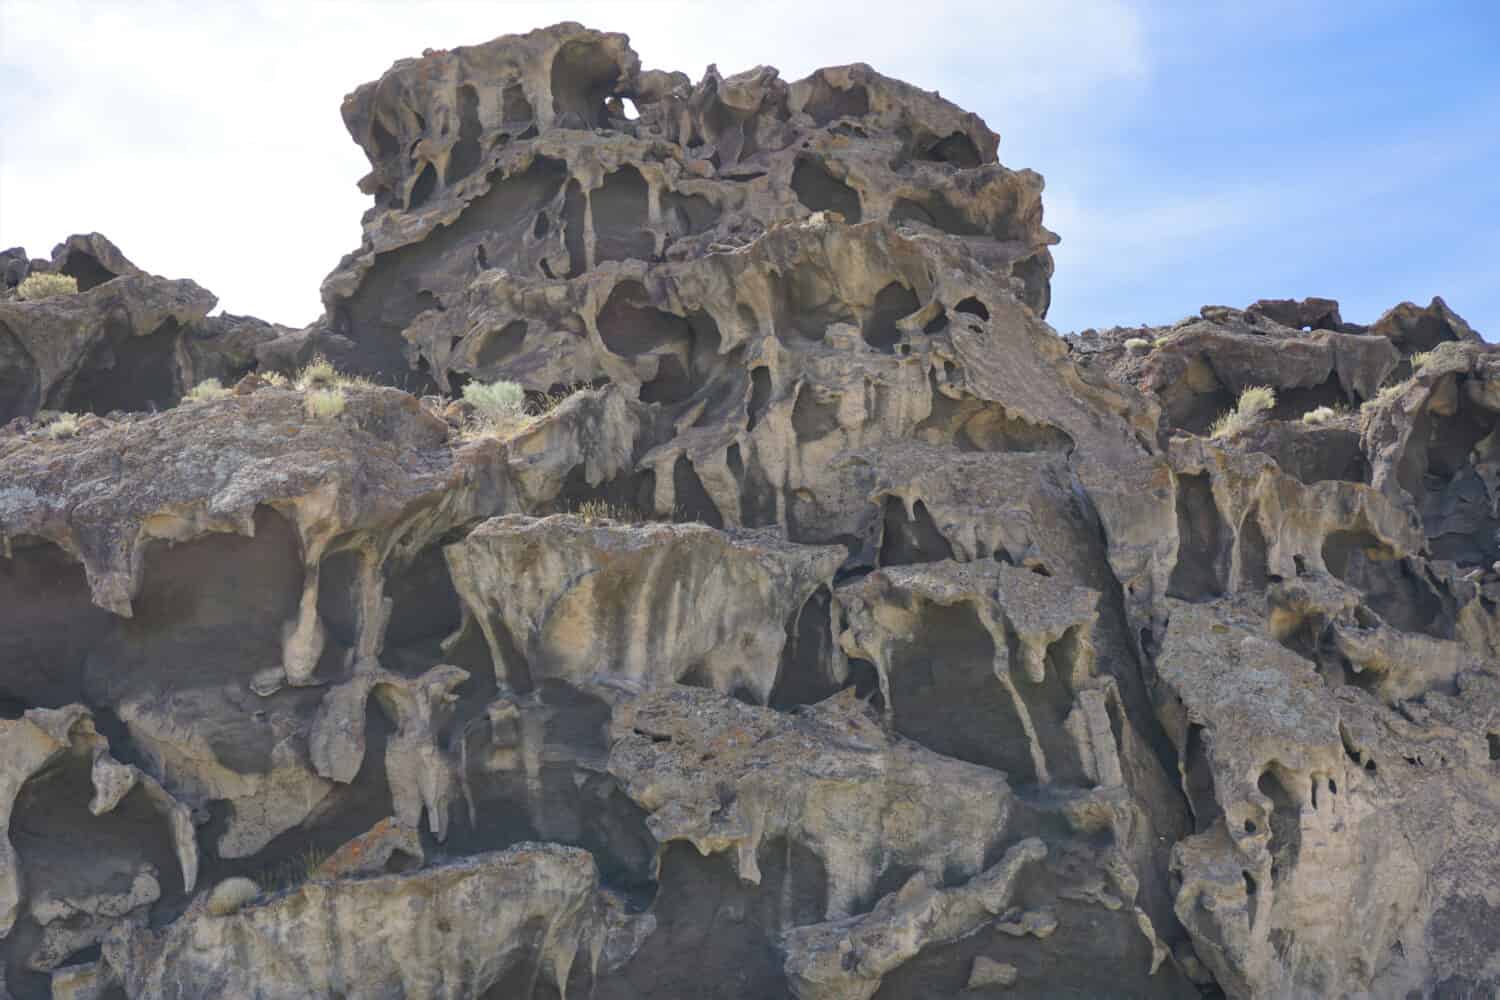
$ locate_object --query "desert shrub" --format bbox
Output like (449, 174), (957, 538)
(41, 412), (82, 439)
(17, 272), (78, 301)
(260, 370), (289, 387)
(1302, 405), (1336, 425)
(459, 379), (529, 438)
(305, 387), (346, 419)
(1410, 351), (1434, 370)
(464, 380), (526, 420)
(1124, 337), (1151, 352)
(183, 378), (232, 403)
(1209, 385), (1276, 439)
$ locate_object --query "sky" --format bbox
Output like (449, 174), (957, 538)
(1, 1), (1496, 336)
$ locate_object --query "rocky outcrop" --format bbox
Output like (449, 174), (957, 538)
(1, 19), (1496, 1000)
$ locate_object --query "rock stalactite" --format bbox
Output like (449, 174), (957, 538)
(1, 20), (1496, 999)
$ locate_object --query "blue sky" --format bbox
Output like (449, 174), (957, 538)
(1, 1), (1495, 336)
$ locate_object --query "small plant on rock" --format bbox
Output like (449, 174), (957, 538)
(1124, 337), (1151, 352)
(462, 379), (528, 437)
(574, 499), (643, 523)
(305, 387), (346, 420)
(40, 412), (82, 439)
(17, 272), (78, 301)
(295, 355), (340, 391)
(1302, 405), (1336, 425)
(183, 378), (232, 403)
(1209, 385), (1276, 440)
(1410, 351), (1434, 370)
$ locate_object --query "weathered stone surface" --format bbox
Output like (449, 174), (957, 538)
(93, 844), (650, 998)
(3, 18), (1497, 1000)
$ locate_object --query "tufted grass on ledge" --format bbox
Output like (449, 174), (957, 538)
(17, 272), (79, 301)
(183, 377), (233, 403)
(305, 387), (347, 420)
(1209, 385), (1276, 440)
(40, 412), (83, 439)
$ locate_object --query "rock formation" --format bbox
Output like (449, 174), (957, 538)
(1, 20), (1496, 999)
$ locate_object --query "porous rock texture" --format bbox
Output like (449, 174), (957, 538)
(0, 20), (1497, 1000)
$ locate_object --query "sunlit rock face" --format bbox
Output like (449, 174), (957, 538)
(1, 20), (1497, 1000)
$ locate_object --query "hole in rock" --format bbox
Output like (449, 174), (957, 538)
(791, 384), (841, 440)
(1167, 473), (1229, 601)
(0, 321), (40, 422)
(918, 380), (1074, 454)
(371, 118), (399, 159)
(803, 81), (869, 126)
(862, 282), (920, 353)
(1488, 733), (1500, 761)
(1236, 506), (1269, 592)
(1257, 767), (1302, 884)
(563, 178), (588, 277)
(886, 602), (1041, 783)
(408, 162), (438, 210)
(57, 251), (118, 292)
(1244, 872), (1257, 896)
(954, 297), (990, 322)
(747, 366), (772, 432)
(445, 85), (483, 185)
(672, 456), (723, 527)
(879, 497), (954, 567)
(791, 157), (861, 221)
(476, 319), (529, 369)
(447, 680), (656, 892)
(1183, 723), (1222, 833)
(550, 40), (619, 128)
(918, 132), (982, 168)
(890, 194), (983, 236)
(663, 190), (721, 238)
(0, 537), (112, 708)
(85, 507), (327, 776)
(501, 82), (534, 125)
(58, 318), (181, 415)
(601, 839), (826, 997)
(1010, 253), (1053, 318)
(593, 166), (654, 264)
(770, 586), (839, 709)
(340, 157), (566, 385)
(1323, 530), (1446, 636)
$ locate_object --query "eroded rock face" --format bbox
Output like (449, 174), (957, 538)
(1, 19), (1497, 1000)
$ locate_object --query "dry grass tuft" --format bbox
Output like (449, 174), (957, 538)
(1209, 385), (1276, 439)
(17, 272), (78, 301)
(41, 413), (83, 439)
(183, 378), (233, 403)
(305, 387), (346, 420)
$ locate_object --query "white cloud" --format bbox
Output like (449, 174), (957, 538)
(0, 0), (1148, 325)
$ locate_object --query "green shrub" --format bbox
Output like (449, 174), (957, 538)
(1410, 351), (1434, 370)
(459, 379), (529, 438)
(1209, 385), (1276, 439)
(183, 378), (232, 403)
(305, 387), (346, 420)
(1123, 337), (1151, 352)
(17, 272), (78, 301)
(464, 380), (526, 420)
